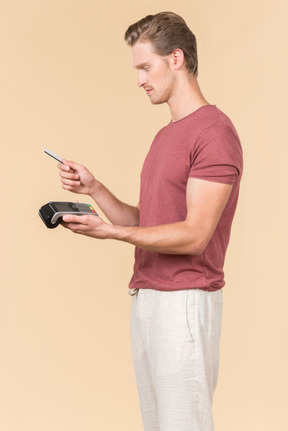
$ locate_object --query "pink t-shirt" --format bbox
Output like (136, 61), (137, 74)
(129, 105), (243, 292)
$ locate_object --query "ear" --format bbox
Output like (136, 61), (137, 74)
(170, 49), (185, 70)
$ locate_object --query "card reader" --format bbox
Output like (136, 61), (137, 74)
(39, 201), (98, 228)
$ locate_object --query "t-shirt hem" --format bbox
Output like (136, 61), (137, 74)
(128, 284), (224, 293)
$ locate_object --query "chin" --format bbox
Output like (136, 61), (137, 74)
(150, 96), (167, 105)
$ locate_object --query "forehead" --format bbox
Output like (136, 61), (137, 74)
(132, 41), (162, 68)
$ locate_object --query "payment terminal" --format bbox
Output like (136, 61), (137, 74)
(39, 201), (98, 229)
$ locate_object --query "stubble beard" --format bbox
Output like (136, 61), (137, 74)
(149, 86), (171, 105)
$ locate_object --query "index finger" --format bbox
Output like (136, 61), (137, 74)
(57, 161), (75, 174)
(58, 159), (76, 173)
(58, 162), (70, 172)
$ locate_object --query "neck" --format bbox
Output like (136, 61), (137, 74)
(168, 74), (210, 122)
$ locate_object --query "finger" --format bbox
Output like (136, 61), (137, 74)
(62, 214), (88, 224)
(59, 170), (79, 180)
(58, 162), (72, 172)
(61, 179), (81, 188)
(58, 160), (77, 174)
(62, 159), (81, 173)
(62, 184), (79, 192)
(61, 222), (82, 232)
(60, 222), (84, 234)
(61, 218), (91, 234)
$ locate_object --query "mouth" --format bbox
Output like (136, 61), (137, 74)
(144, 87), (153, 95)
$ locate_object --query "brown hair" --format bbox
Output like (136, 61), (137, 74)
(124, 12), (198, 76)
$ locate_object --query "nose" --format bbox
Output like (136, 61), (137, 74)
(137, 70), (146, 88)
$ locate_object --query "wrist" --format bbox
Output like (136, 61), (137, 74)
(88, 179), (102, 198)
(112, 225), (135, 243)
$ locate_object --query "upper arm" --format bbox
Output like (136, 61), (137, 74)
(186, 178), (233, 253)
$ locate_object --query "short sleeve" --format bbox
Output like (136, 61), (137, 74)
(189, 123), (243, 185)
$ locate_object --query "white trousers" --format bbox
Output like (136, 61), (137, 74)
(130, 288), (223, 431)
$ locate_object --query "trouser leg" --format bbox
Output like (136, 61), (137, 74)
(130, 292), (160, 430)
(130, 288), (223, 431)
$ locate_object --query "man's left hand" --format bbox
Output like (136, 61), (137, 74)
(61, 214), (114, 239)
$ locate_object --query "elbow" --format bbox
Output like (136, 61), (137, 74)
(183, 220), (211, 255)
(184, 221), (213, 255)
(187, 237), (209, 256)
(191, 245), (206, 256)
(188, 244), (205, 256)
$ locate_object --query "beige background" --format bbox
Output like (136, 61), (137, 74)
(0, 0), (287, 430)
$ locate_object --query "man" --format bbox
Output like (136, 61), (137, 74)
(58, 12), (243, 431)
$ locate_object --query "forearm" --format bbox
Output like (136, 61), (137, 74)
(110, 220), (206, 255)
(61, 178), (231, 255)
(90, 181), (139, 227)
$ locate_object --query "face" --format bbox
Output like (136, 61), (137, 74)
(132, 41), (175, 105)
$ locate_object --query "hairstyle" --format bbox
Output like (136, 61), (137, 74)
(124, 12), (198, 76)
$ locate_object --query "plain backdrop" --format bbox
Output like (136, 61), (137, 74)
(1, 0), (287, 430)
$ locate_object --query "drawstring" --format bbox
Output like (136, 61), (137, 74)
(129, 288), (139, 296)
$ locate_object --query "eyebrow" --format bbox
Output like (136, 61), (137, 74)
(134, 62), (150, 70)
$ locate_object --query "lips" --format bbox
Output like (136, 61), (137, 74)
(145, 88), (153, 95)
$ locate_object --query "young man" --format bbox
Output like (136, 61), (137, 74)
(58, 12), (243, 431)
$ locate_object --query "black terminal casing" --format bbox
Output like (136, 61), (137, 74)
(39, 201), (98, 229)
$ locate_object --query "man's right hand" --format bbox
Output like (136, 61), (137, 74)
(58, 159), (139, 227)
(58, 159), (98, 197)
